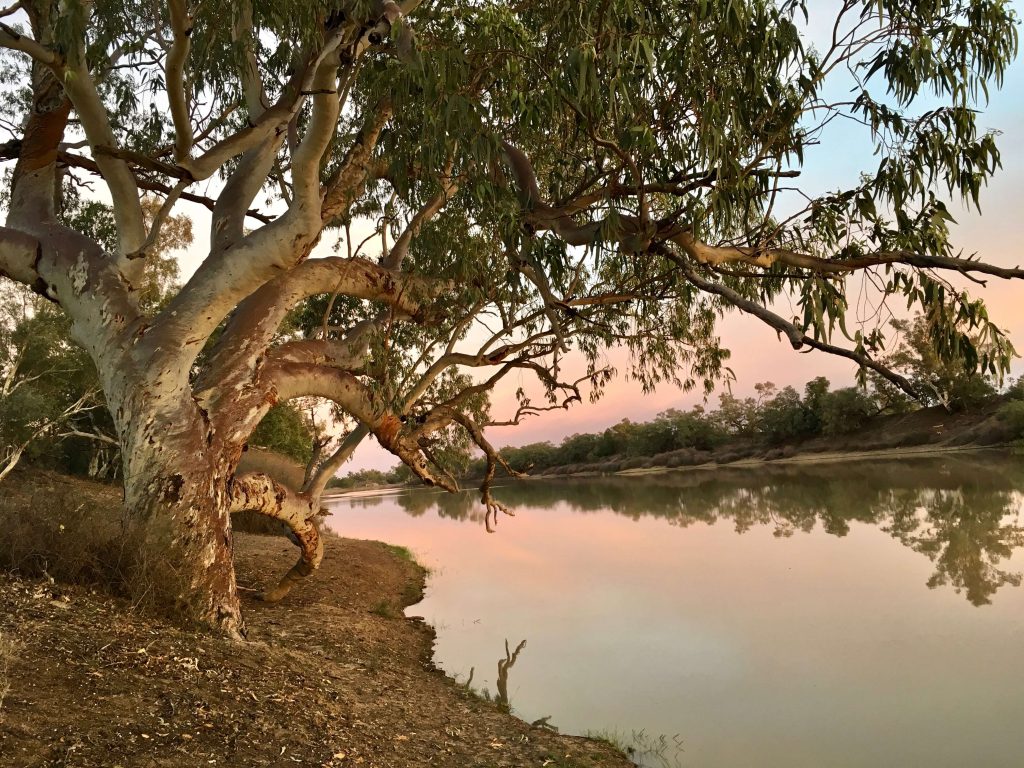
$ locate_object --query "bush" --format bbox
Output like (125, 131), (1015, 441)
(757, 386), (816, 444)
(969, 420), (1015, 446)
(998, 401), (1024, 438)
(661, 448), (697, 468)
(1006, 377), (1024, 402)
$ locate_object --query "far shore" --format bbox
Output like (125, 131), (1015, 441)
(614, 442), (1016, 476)
(326, 441), (1019, 498)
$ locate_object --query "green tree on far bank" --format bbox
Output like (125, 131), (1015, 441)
(883, 313), (1001, 411)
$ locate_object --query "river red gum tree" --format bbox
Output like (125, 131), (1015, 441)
(0, 0), (1020, 634)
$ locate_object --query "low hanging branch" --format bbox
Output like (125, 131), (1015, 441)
(228, 473), (324, 603)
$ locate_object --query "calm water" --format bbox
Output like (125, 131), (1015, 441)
(325, 453), (1024, 767)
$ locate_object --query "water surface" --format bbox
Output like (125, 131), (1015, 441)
(326, 453), (1024, 767)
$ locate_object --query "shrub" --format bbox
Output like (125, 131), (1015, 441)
(998, 401), (1024, 439)
(757, 385), (816, 444)
(1006, 377), (1024, 402)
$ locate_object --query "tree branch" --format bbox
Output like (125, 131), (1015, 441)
(661, 246), (918, 396)
(265, 363), (458, 492)
(165, 0), (194, 163)
(0, 20), (58, 66)
(304, 424), (369, 498)
(0, 226), (42, 286)
(229, 472), (323, 602)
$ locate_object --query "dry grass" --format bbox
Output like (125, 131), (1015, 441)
(237, 447), (305, 489)
(0, 469), (189, 620)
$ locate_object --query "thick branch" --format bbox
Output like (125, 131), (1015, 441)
(198, 257), (440, 410)
(321, 102), (393, 226)
(0, 226), (42, 286)
(266, 363), (458, 492)
(231, 0), (268, 115)
(166, 0), (194, 163)
(229, 472), (323, 602)
(60, 60), (146, 260)
(0, 20), (58, 65)
(305, 424), (370, 498)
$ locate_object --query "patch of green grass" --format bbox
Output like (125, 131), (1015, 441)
(369, 600), (400, 619)
(584, 729), (631, 754)
(383, 543), (415, 562)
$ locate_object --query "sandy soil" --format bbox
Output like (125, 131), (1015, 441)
(0, 479), (630, 768)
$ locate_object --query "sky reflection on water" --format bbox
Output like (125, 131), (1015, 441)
(326, 454), (1024, 768)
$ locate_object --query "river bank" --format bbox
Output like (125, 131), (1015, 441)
(328, 398), (1020, 494)
(0, 471), (630, 768)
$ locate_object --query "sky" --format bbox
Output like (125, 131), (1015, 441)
(164, 11), (1024, 474)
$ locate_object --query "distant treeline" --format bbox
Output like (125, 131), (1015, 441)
(481, 375), (1024, 477)
(336, 372), (1024, 489)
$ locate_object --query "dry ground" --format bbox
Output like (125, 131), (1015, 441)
(0, 474), (630, 768)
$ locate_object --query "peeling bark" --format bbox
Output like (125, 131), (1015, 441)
(119, 397), (245, 636)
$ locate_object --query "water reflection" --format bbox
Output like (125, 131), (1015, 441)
(329, 453), (1024, 767)
(386, 456), (1024, 606)
(495, 638), (526, 713)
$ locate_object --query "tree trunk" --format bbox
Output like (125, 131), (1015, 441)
(120, 401), (245, 638)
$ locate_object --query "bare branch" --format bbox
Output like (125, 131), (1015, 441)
(0, 21), (58, 66)
(166, 0), (194, 163)
(126, 180), (188, 260)
(305, 424), (370, 497)
(382, 172), (458, 270)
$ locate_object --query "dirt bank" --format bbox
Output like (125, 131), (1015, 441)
(0, 475), (629, 768)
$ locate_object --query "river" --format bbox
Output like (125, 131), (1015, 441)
(325, 452), (1024, 767)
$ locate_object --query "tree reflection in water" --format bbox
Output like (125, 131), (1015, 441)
(393, 454), (1024, 606)
(495, 638), (527, 713)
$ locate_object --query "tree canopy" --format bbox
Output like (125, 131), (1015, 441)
(0, 0), (1021, 631)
